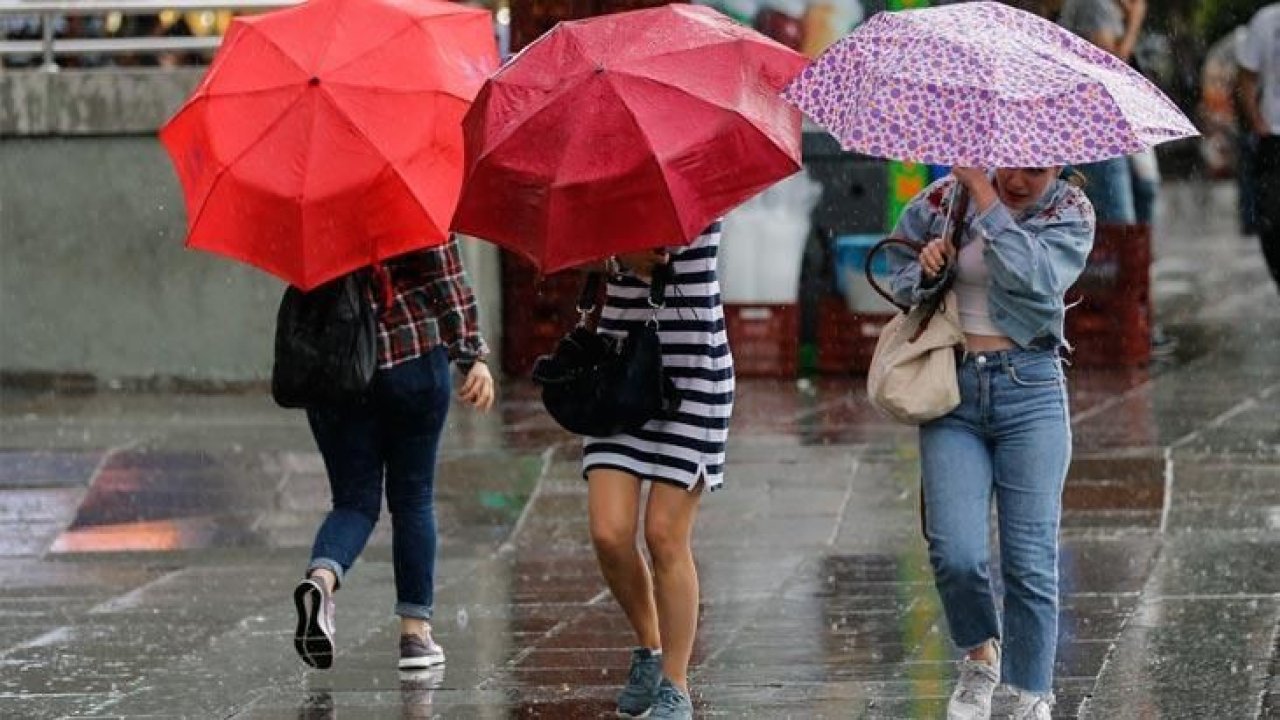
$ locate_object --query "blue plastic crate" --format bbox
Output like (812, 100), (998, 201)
(834, 234), (897, 313)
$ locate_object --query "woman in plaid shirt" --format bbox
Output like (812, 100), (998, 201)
(291, 236), (495, 672)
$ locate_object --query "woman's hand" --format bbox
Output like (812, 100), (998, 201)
(951, 166), (999, 213)
(918, 235), (955, 280)
(613, 249), (671, 280)
(458, 361), (495, 412)
(951, 166), (992, 195)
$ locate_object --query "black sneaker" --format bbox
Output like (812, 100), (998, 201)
(399, 631), (445, 670)
(293, 577), (335, 669)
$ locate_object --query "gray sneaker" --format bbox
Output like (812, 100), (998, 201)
(292, 577), (335, 669)
(947, 652), (1000, 720)
(648, 678), (693, 720)
(616, 647), (663, 718)
(398, 631), (445, 670)
(1008, 688), (1054, 720)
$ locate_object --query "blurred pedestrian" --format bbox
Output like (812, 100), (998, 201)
(1237, 3), (1280, 292)
(1057, 0), (1149, 223)
(584, 223), (733, 720)
(292, 237), (496, 672)
(887, 168), (1094, 720)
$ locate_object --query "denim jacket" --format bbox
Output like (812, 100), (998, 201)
(886, 176), (1096, 350)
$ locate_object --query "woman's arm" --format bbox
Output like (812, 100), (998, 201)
(972, 190), (1095, 300)
(886, 179), (955, 307)
(424, 237), (490, 370)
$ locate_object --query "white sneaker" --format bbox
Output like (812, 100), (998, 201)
(947, 645), (1000, 720)
(1008, 687), (1054, 719)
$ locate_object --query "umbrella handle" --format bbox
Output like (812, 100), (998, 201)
(864, 182), (973, 314)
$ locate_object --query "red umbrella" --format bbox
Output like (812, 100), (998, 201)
(160, 0), (498, 290)
(451, 4), (807, 274)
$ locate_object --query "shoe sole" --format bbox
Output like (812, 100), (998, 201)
(615, 709), (652, 719)
(398, 653), (445, 671)
(292, 581), (333, 669)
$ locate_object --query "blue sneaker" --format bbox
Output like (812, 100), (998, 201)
(649, 678), (693, 720)
(616, 647), (663, 718)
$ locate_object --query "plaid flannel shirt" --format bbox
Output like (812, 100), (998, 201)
(372, 236), (489, 371)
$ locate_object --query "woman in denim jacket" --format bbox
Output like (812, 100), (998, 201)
(887, 167), (1094, 720)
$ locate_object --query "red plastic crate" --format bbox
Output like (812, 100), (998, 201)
(499, 258), (589, 377)
(1065, 223), (1152, 367)
(724, 304), (799, 377)
(815, 296), (894, 375)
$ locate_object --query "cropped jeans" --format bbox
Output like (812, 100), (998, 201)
(305, 347), (452, 620)
(919, 347), (1071, 694)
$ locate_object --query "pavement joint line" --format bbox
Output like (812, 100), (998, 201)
(1258, 615), (1280, 719)
(1067, 337), (1229, 428)
(0, 624), (72, 658)
(1130, 594), (1280, 601)
(31, 433), (144, 558)
(1159, 446), (1174, 534)
(823, 455), (861, 548)
(88, 567), (190, 614)
(496, 441), (563, 557)
(697, 466), (865, 672)
(1068, 379), (1155, 426)
(1169, 381), (1280, 450)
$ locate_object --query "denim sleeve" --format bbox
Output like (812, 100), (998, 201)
(973, 186), (1096, 300)
(886, 181), (955, 308)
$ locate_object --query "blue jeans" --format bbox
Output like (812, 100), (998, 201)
(919, 347), (1071, 694)
(1076, 156), (1136, 224)
(305, 347), (452, 620)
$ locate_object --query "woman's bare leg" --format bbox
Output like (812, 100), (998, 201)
(587, 468), (660, 649)
(644, 481), (704, 691)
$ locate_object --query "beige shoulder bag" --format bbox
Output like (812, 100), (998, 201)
(864, 188), (970, 424)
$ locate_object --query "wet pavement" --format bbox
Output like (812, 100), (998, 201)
(2, 181), (1277, 718)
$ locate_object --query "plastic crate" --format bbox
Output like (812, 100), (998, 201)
(814, 296), (894, 375)
(499, 258), (588, 377)
(833, 234), (895, 313)
(724, 304), (799, 377)
(1065, 224), (1152, 367)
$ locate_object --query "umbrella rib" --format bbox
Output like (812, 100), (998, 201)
(616, 71), (797, 176)
(182, 90), (312, 266)
(238, 21), (313, 84)
(602, 73), (688, 241)
(470, 72), (595, 170)
(314, 90), (451, 249)
(321, 10), (473, 89)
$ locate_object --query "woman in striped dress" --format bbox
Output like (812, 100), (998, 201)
(583, 222), (733, 720)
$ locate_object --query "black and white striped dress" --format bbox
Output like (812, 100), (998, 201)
(582, 224), (735, 491)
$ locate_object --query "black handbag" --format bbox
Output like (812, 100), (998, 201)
(532, 266), (682, 437)
(271, 269), (378, 409)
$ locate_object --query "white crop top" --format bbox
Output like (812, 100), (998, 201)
(953, 237), (1004, 336)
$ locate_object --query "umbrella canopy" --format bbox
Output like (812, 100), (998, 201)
(160, 0), (498, 290)
(782, 1), (1198, 167)
(452, 4), (808, 274)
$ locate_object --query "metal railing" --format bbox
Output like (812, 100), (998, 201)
(0, 0), (298, 70)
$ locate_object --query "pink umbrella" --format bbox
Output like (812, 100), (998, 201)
(781, 1), (1197, 167)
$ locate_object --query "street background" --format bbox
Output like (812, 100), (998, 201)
(2, 181), (1276, 718)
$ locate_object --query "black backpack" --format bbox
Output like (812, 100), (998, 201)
(271, 269), (378, 409)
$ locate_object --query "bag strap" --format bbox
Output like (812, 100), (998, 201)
(575, 272), (604, 327)
(576, 261), (671, 328)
